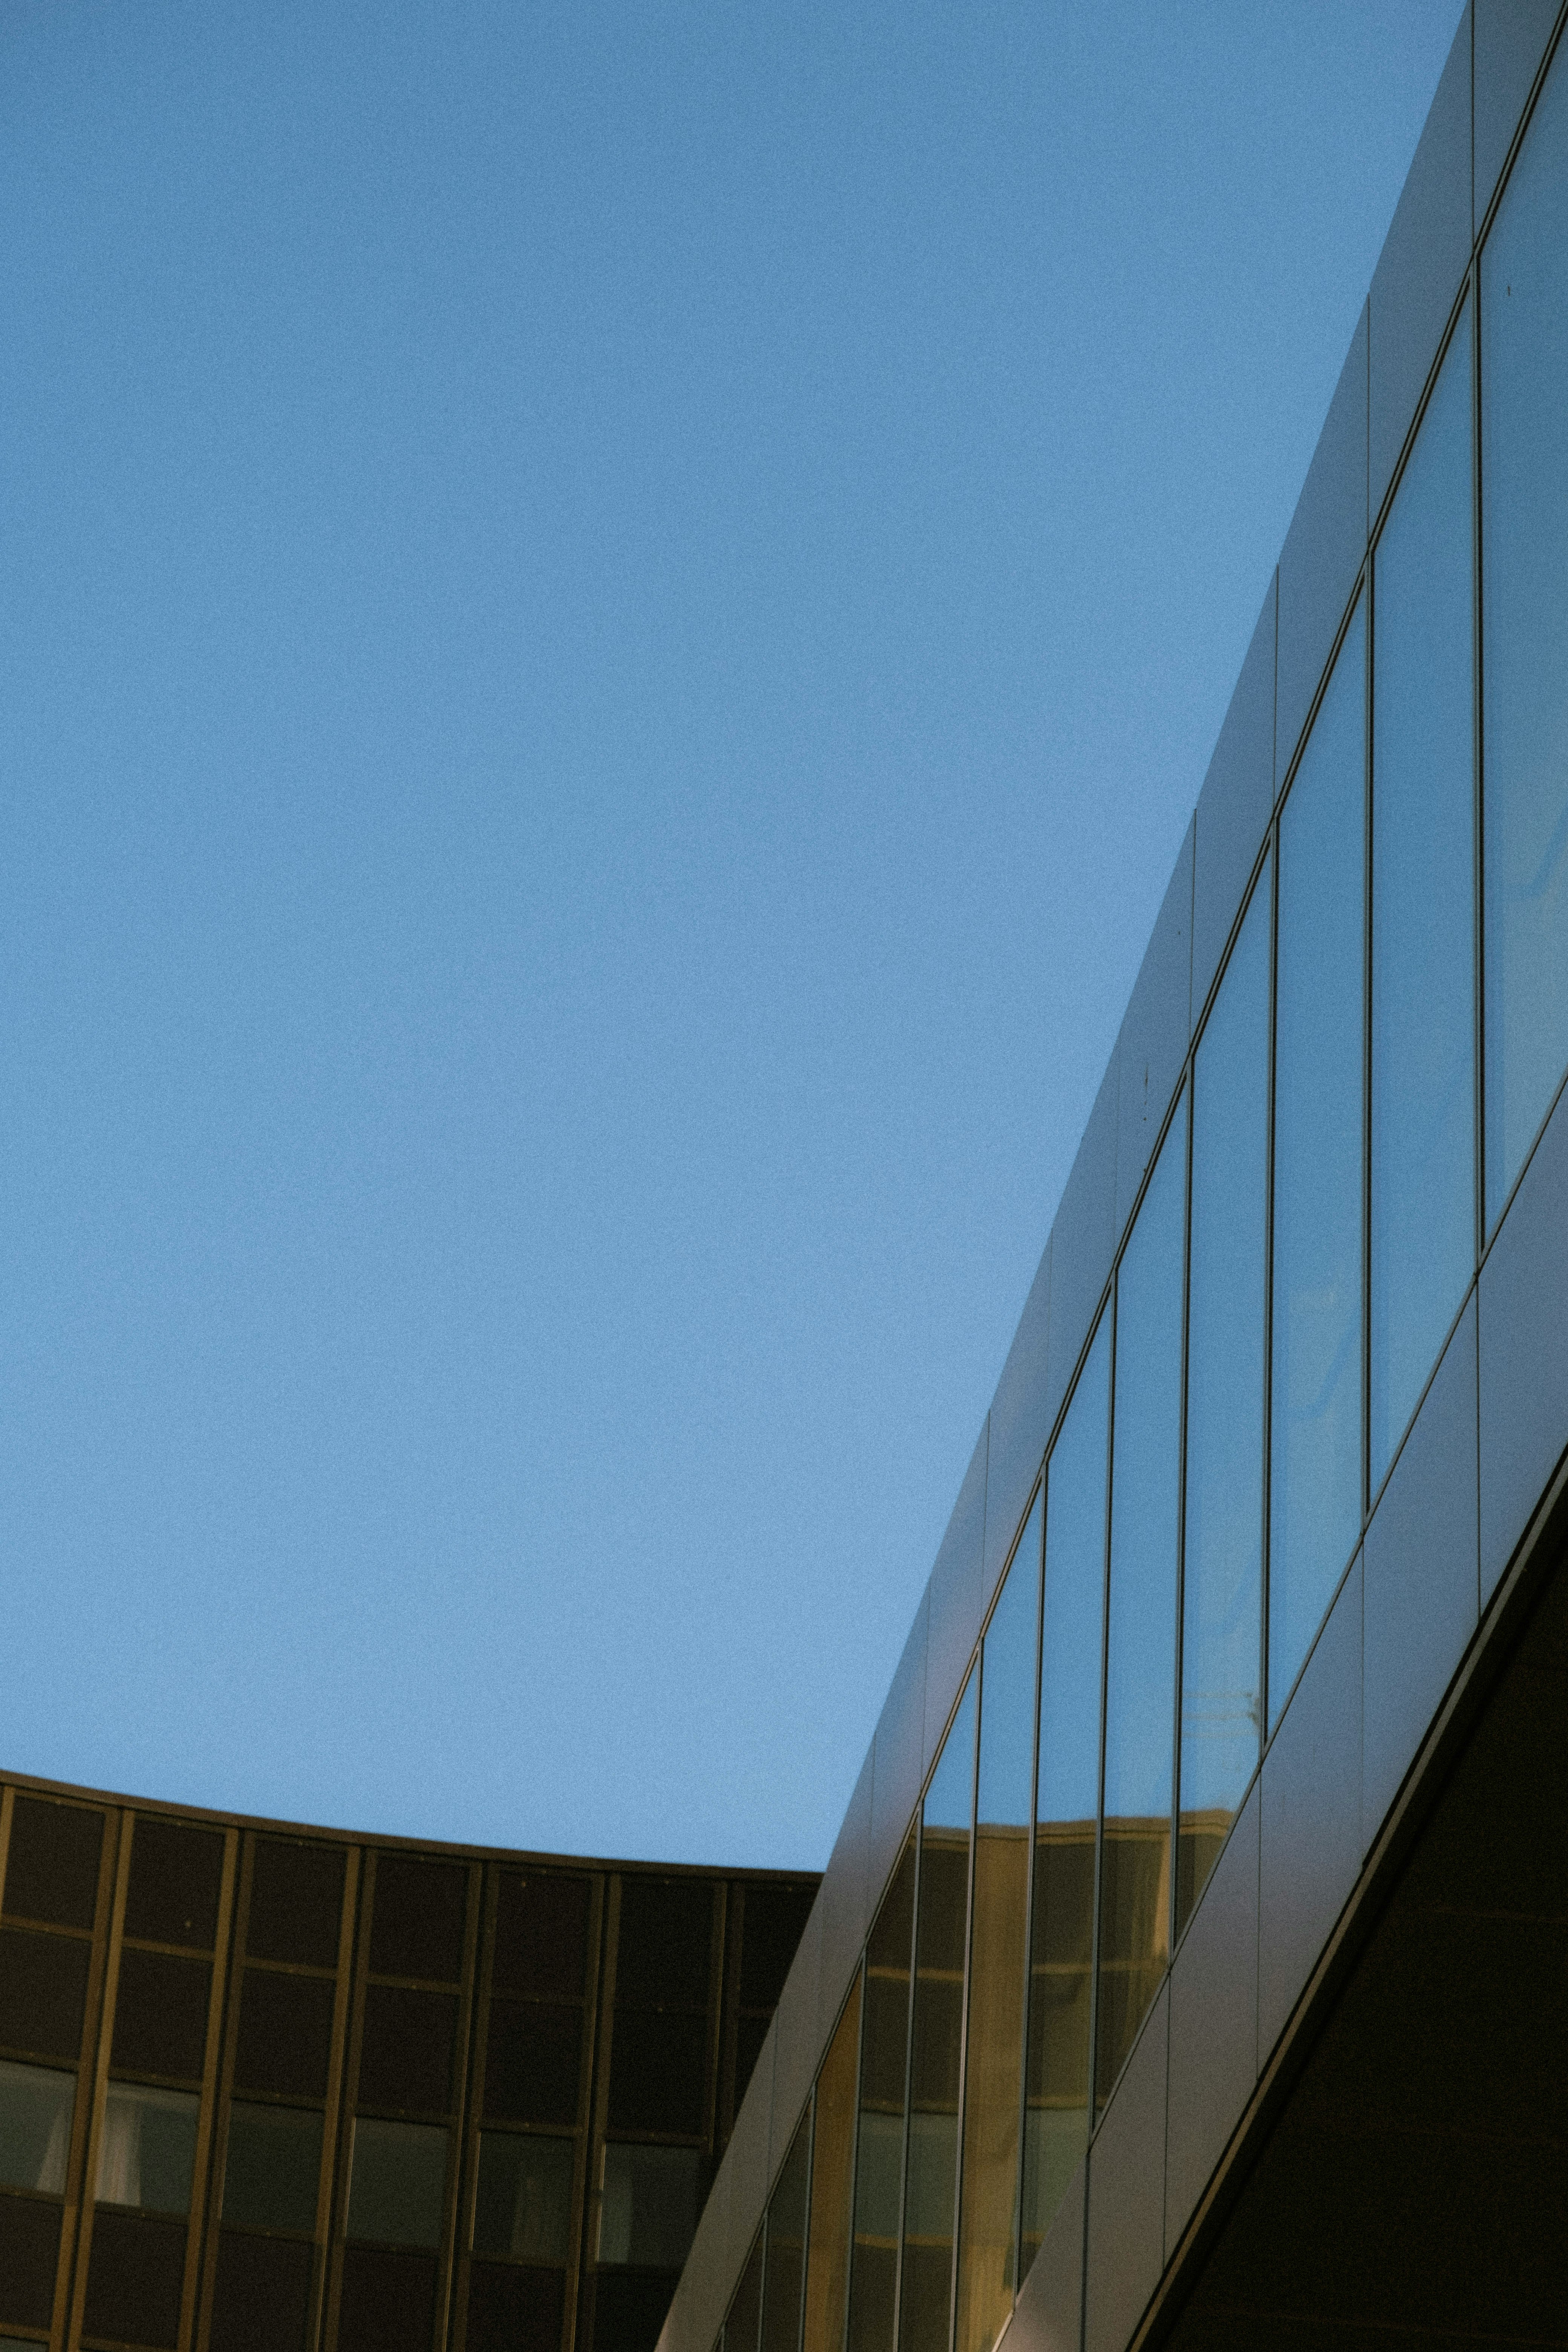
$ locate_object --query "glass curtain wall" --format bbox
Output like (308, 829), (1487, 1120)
(1269, 599), (1367, 1724)
(761, 2119), (811, 2352)
(1019, 1317), (1110, 2277)
(953, 1496), (1041, 2352)
(847, 1845), (915, 2352)
(1097, 1098), (1187, 2105)
(801, 1995), (859, 2352)
(1178, 870), (1269, 1929)
(1481, 40), (1568, 1223)
(1370, 302), (1477, 1485)
(897, 1678), (978, 2352)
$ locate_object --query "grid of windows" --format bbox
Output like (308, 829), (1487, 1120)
(713, 29), (1568, 2352)
(0, 1784), (814, 2352)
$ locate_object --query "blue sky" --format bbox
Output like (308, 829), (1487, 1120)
(0, 1), (1463, 1867)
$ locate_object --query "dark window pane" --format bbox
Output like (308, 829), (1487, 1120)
(1181, 870), (1270, 1930)
(247, 1842), (345, 1971)
(222, 2103), (323, 2235)
(0, 2062), (74, 2195)
(358, 1986), (456, 2116)
(97, 2086), (199, 2214)
(125, 1819), (224, 1951)
(593, 2267), (681, 2352)
(235, 1969), (335, 2101)
(210, 2229), (314, 2352)
(734, 2014), (769, 2111)
(614, 1880), (713, 2012)
(112, 1949), (211, 2081)
(848, 1843), (915, 2352)
(337, 2245), (437, 2352)
(598, 2144), (700, 2271)
(803, 1991), (860, 2352)
(725, 2237), (765, 2352)
(473, 2132), (574, 2262)
(1022, 1315), (1109, 2277)
(899, 1677), (976, 2352)
(4, 1801), (102, 1932)
(606, 2011), (706, 2137)
(0, 2190), (61, 2330)
(493, 1876), (590, 2001)
(738, 1886), (815, 2014)
(1270, 601), (1366, 1723)
(761, 2118), (809, 2352)
(1481, 38), (1568, 1216)
(1371, 304), (1476, 1485)
(0, 1930), (89, 2063)
(484, 2000), (582, 2127)
(467, 2259), (565, 2352)
(83, 2207), (186, 2348)
(368, 1857), (467, 1984)
(347, 2118), (447, 2248)
(1098, 1103), (1185, 2109)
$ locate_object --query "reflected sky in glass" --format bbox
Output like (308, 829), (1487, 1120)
(1037, 1317), (1110, 1829)
(975, 1494), (1040, 1833)
(1182, 868), (1268, 1845)
(1482, 42), (1568, 1221)
(1270, 598), (1365, 1725)
(1372, 300), (1475, 1485)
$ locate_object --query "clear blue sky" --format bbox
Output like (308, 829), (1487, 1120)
(1, 2), (1462, 1868)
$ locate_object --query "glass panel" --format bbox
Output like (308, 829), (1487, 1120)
(898, 1675), (976, 2352)
(847, 1842), (915, 2352)
(346, 2116), (447, 2247)
(1371, 306), (1476, 1484)
(729, 2234), (766, 2352)
(1270, 599), (1367, 1725)
(222, 2101), (323, 2234)
(954, 1495), (1041, 2352)
(1481, 44), (1568, 1219)
(1180, 870), (1270, 1931)
(1098, 1101), (1186, 2106)
(761, 2118), (810, 2352)
(96, 2084), (199, 2214)
(1020, 1317), (1110, 2278)
(802, 1993), (860, 2352)
(0, 2059), (74, 2194)
(474, 2131), (574, 2262)
(597, 2141), (699, 2269)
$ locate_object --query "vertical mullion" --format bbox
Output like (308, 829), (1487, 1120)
(942, 1660), (983, 2352)
(1009, 1487), (1046, 2304)
(1170, 1079), (1194, 1963)
(1086, 1282), (1117, 2128)
(889, 1825), (921, 2352)
(1364, 557), (1375, 1539)
(1472, 254), (1487, 1260)
(1261, 813), (1281, 1741)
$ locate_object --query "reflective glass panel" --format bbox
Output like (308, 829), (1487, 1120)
(1371, 305), (1476, 1485)
(898, 1675), (977, 2352)
(222, 2101), (323, 2234)
(475, 2131), (574, 2262)
(1270, 598), (1366, 1724)
(346, 2116), (447, 2247)
(802, 1994), (860, 2352)
(1180, 868), (1269, 1930)
(847, 1843), (915, 2352)
(1482, 43), (1568, 1219)
(1098, 1098), (1186, 2105)
(761, 2118), (810, 2352)
(599, 2141), (699, 2269)
(0, 2060), (74, 2196)
(96, 2084), (199, 2213)
(730, 2235), (766, 2352)
(1020, 1315), (1109, 2277)
(955, 1495), (1041, 2352)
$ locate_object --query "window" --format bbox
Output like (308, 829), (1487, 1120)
(847, 1847), (914, 2352)
(475, 2131), (574, 2263)
(0, 2060), (74, 2195)
(96, 2084), (199, 2214)
(597, 2142), (700, 2271)
(221, 2101), (322, 2234)
(346, 2117), (447, 2249)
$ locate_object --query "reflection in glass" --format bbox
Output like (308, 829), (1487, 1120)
(346, 2116), (447, 2247)
(1098, 1101), (1186, 2105)
(475, 2131), (574, 2262)
(1270, 599), (1366, 1725)
(898, 1675), (976, 2352)
(1372, 305), (1476, 1484)
(761, 2117), (810, 2352)
(599, 2139), (697, 2268)
(847, 1844), (915, 2352)
(96, 2083), (199, 2214)
(0, 2060), (74, 2195)
(802, 1993), (860, 2352)
(1482, 44), (1568, 1218)
(729, 2233), (766, 2352)
(954, 1495), (1040, 2352)
(1020, 1317), (1109, 2277)
(222, 2101), (322, 2234)
(1180, 874), (1269, 1929)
